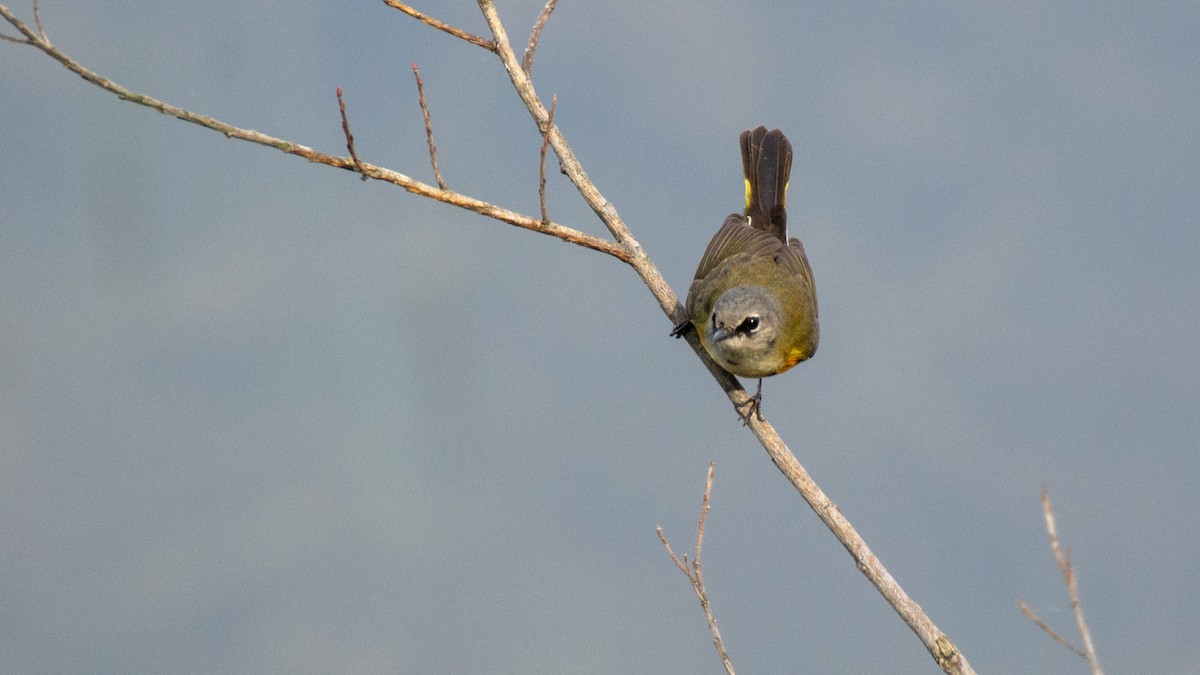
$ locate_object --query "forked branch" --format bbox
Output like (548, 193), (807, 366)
(657, 464), (735, 675)
(1019, 487), (1104, 674)
(0, 3), (628, 262)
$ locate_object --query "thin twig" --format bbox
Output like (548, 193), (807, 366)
(411, 62), (446, 189)
(3, 0), (44, 42)
(657, 527), (688, 576)
(1017, 601), (1088, 659)
(0, 7), (629, 261)
(657, 463), (735, 675)
(538, 94), (557, 224)
(522, 0), (557, 76)
(693, 460), (714, 565)
(381, 0), (495, 51)
(31, 0), (43, 39)
(0, 0), (28, 43)
(336, 87), (368, 179)
(1042, 487), (1105, 674)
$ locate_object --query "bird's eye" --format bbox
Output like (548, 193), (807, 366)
(739, 316), (760, 333)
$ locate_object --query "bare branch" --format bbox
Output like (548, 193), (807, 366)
(411, 62), (446, 189)
(658, 463), (735, 675)
(0, 7), (629, 261)
(381, 0), (495, 51)
(336, 87), (368, 179)
(1, 0), (45, 43)
(1042, 487), (1105, 674)
(31, 0), (43, 39)
(538, 94), (557, 224)
(1017, 488), (1104, 673)
(0, 2), (31, 42)
(739, 411), (975, 675)
(522, 0), (557, 76)
(656, 527), (688, 576)
(475, 1), (675, 308)
(474, 2), (976, 670)
(693, 460), (714, 566)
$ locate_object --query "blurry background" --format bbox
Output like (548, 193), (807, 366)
(3, 1), (1198, 673)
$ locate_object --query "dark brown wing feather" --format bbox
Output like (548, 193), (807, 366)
(691, 214), (782, 283)
(686, 214), (795, 321)
(779, 237), (818, 317)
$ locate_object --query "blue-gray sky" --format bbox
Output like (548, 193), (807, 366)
(3, 1), (1198, 673)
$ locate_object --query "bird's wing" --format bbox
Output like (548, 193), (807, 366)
(779, 237), (818, 317)
(692, 214), (783, 282)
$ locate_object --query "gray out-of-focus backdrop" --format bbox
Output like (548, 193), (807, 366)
(3, 2), (1198, 673)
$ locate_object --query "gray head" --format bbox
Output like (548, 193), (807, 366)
(706, 285), (783, 378)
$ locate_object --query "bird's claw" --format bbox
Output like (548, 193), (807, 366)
(735, 391), (763, 425)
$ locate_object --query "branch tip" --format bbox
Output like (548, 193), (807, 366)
(538, 94), (557, 224)
(411, 62), (446, 189)
(522, 0), (557, 75)
(32, 0), (45, 40)
(335, 86), (368, 179)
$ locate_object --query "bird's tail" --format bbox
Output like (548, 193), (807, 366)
(740, 126), (793, 241)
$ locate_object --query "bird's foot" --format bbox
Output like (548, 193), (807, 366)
(670, 319), (693, 338)
(735, 386), (764, 425)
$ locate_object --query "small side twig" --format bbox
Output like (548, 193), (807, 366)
(538, 94), (557, 224)
(0, 6), (627, 259)
(1017, 601), (1087, 659)
(657, 463), (735, 675)
(31, 0), (43, 39)
(522, 0), (557, 76)
(0, 0), (31, 43)
(336, 87), (368, 180)
(381, 0), (495, 52)
(0, 23), (23, 42)
(411, 62), (446, 190)
(1018, 487), (1104, 675)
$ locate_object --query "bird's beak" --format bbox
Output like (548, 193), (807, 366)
(712, 325), (731, 343)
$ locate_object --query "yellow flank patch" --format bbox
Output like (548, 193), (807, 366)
(744, 178), (752, 210)
(784, 347), (806, 368)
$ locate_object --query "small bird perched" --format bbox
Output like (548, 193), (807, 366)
(673, 126), (819, 421)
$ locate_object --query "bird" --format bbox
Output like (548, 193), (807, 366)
(673, 126), (819, 421)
